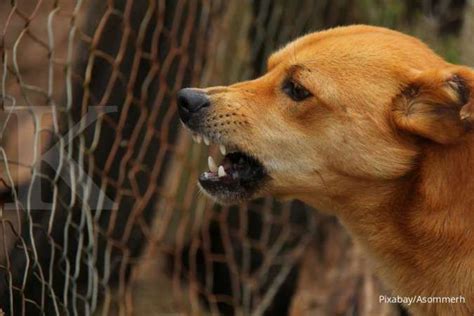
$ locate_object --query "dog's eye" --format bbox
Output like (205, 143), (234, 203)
(282, 80), (312, 101)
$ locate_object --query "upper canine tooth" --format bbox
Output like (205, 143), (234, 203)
(218, 165), (227, 177)
(219, 145), (226, 155)
(208, 156), (218, 173)
(204, 136), (210, 146)
(195, 135), (202, 144)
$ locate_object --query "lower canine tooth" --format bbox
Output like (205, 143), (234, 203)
(218, 166), (227, 177)
(208, 156), (218, 173)
(219, 145), (226, 155)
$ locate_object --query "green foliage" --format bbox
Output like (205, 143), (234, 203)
(354, 0), (463, 63)
(357, 0), (407, 28)
(437, 36), (461, 64)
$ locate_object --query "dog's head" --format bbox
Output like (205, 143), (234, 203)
(177, 25), (474, 209)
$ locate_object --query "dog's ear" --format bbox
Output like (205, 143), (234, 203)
(392, 67), (474, 144)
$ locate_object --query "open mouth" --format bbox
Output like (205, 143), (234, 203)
(190, 133), (268, 203)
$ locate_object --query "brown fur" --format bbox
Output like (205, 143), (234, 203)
(197, 25), (474, 315)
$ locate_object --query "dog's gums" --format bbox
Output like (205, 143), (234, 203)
(190, 133), (268, 203)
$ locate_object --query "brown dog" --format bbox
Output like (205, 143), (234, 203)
(177, 25), (474, 315)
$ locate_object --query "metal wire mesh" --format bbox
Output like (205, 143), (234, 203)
(0, 0), (471, 315)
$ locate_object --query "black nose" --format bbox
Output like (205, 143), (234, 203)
(177, 88), (210, 123)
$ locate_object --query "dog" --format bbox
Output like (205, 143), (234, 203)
(177, 25), (474, 315)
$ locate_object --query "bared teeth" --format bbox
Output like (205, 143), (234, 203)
(192, 134), (202, 144)
(191, 132), (233, 154)
(208, 156), (218, 173)
(218, 165), (227, 177)
(219, 145), (226, 155)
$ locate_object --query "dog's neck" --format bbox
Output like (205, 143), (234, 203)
(300, 136), (474, 314)
(342, 138), (474, 238)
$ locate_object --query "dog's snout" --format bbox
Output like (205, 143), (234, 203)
(177, 88), (210, 123)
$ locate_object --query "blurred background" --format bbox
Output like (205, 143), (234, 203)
(0, 0), (472, 315)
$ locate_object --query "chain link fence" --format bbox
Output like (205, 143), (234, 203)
(0, 1), (471, 315)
